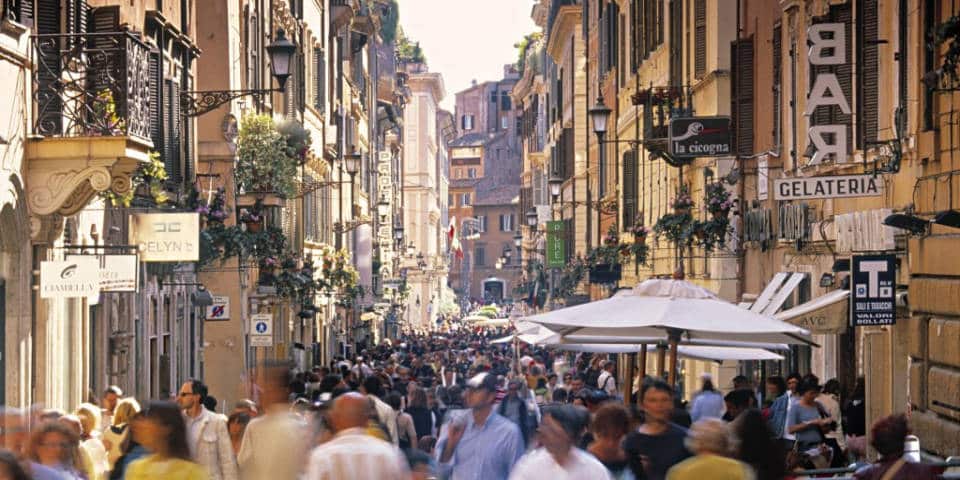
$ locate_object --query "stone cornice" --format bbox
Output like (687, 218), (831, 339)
(546, 5), (580, 62)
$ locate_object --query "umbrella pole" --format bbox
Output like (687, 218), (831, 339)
(656, 344), (666, 378)
(667, 330), (681, 387)
(638, 344), (648, 386)
(626, 352), (636, 405)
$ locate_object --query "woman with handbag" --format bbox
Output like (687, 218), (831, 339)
(786, 378), (833, 469)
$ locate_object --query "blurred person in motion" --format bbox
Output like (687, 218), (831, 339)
(596, 360), (618, 398)
(27, 421), (85, 479)
(853, 414), (938, 480)
(225, 413), (250, 457)
(0, 448), (31, 480)
(125, 401), (208, 479)
(509, 404), (611, 480)
(436, 372), (524, 480)
(623, 380), (691, 480)
(497, 379), (531, 445)
(237, 360), (309, 480)
(588, 403), (635, 479)
(75, 403), (109, 479)
(304, 392), (409, 479)
(57, 414), (97, 479)
(818, 378), (846, 466)
(690, 374), (723, 422)
(387, 392), (417, 449)
(101, 397), (140, 470)
(177, 379), (237, 480)
(100, 386), (122, 433)
(731, 409), (785, 480)
(665, 418), (754, 480)
(0, 408), (62, 480)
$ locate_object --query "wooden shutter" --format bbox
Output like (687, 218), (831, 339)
(148, 52), (163, 153)
(35, 0), (61, 135)
(655, 0), (663, 46)
(622, 149), (638, 227)
(599, 2), (608, 73)
(772, 24), (782, 146)
(16, 0), (35, 28)
(630, 0), (639, 72)
(182, 74), (192, 182)
(644, 0), (654, 58)
(669, 0), (682, 87)
(610, 2), (619, 72)
(87, 6), (120, 112)
(831, 2), (853, 151)
(694, 0), (706, 78)
(898, 0), (907, 114)
(857, 0), (878, 148)
(163, 79), (182, 182)
(731, 37), (755, 156)
(314, 48), (325, 111)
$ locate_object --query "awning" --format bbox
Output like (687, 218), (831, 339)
(748, 272), (807, 315)
(775, 289), (849, 334)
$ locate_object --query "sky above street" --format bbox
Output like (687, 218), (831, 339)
(399, 0), (538, 111)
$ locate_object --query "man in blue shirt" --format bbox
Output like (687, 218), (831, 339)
(436, 372), (525, 480)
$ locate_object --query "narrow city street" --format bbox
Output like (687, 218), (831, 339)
(0, 0), (959, 478)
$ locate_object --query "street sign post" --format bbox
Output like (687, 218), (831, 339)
(205, 296), (230, 321)
(249, 313), (273, 347)
(851, 254), (896, 327)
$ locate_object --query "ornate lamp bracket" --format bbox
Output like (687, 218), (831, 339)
(180, 89), (282, 118)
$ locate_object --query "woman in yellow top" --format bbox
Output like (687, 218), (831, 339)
(124, 401), (209, 480)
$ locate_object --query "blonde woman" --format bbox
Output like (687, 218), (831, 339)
(27, 421), (86, 480)
(102, 397), (141, 469)
(76, 403), (109, 479)
(666, 419), (755, 480)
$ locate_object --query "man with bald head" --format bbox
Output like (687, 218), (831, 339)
(304, 392), (409, 479)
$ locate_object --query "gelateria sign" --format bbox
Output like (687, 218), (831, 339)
(773, 174), (884, 200)
(806, 22), (850, 165)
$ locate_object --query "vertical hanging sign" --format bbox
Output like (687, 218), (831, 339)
(545, 221), (565, 269)
(851, 254), (896, 327)
(806, 22), (852, 165)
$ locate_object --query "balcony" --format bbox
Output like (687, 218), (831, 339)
(27, 32), (153, 216)
(547, 0), (578, 37)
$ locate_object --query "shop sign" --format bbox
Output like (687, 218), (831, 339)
(65, 254), (138, 292)
(205, 296), (230, 321)
(129, 213), (199, 262)
(851, 254), (896, 327)
(773, 174), (883, 200)
(40, 258), (100, 299)
(806, 22), (852, 165)
(545, 221), (565, 269)
(669, 117), (732, 159)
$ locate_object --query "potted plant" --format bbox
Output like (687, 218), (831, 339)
(705, 182), (734, 219)
(240, 199), (265, 232)
(671, 185), (694, 215)
(237, 114), (300, 199)
(276, 118), (313, 164)
(630, 223), (650, 243)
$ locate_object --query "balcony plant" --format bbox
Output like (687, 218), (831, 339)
(239, 199), (265, 233)
(88, 89), (126, 136)
(628, 223), (650, 265)
(654, 186), (696, 246)
(705, 182), (734, 219)
(101, 151), (168, 207)
(276, 118), (313, 163)
(935, 16), (960, 84)
(237, 114), (300, 198)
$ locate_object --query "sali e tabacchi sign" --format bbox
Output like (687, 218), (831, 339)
(773, 174), (884, 200)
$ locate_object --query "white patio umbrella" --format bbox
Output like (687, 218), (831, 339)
(523, 279), (814, 385)
(551, 343), (784, 362)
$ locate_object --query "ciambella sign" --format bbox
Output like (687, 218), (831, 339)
(773, 174), (884, 200)
(40, 257), (100, 299)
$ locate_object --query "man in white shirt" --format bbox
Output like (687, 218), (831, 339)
(361, 375), (399, 444)
(178, 379), (238, 480)
(509, 404), (611, 480)
(238, 361), (309, 480)
(305, 392), (409, 480)
(596, 360), (618, 398)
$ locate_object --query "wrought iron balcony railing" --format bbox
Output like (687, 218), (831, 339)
(32, 31), (152, 141)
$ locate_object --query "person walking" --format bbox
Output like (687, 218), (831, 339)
(852, 414), (938, 480)
(237, 361), (309, 480)
(125, 401), (208, 479)
(597, 361), (619, 398)
(178, 379), (237, 480)
(100, 386), (122, 433)
(623, 380), (691, 480)
(731, 409), (785, 480)
(436, 372), (525, 480)
(497, 379), (531, 445)
(588, 403), (635, 479)
(360, 376), (399, 445)
(690, 374), (724, 422)
(509, 404), (612, 480)
(102, 397), (140, 470)
(304, 392), (410, 479)
(406, 387), (435, 440)
(665, 419), (754, 480)
(27, 421), (86, 480)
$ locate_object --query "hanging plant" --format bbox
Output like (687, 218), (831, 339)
(935, 16), (960, 84)
(696, 217), (731, 252)
(705, 182), (734, 218)
(100, 151), (168, 207)
(276, 118), (313, 163)
(237, 114), (300, 198)
(239, 199), (265, 232)
(670, 185), (695, 215)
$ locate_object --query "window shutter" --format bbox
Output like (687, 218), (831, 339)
(87, 6), (120, 109)
(610, 2), (619, 72)
(831, 3), (853, 151)
(314, 48), (326, 111)
(857, 0), (878, 148)
(148, 52), (162, 154)
(163, 80), (182, 183)
(622, 149), (638, 227)
(731, 38), (755, 156)
(669, 0), (683, 87)
(630, 0), (639, 72)
(644, 0), (653, 58)
(694, 0), (706, 78)
(16, 0), (35, 28)
(772, 24), (782, 146)
(67, 0), (89, 35)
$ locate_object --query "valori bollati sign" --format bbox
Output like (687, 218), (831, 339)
(129, 213), (200, 262)
(773, 174), (884, 201)
(806, 22), (851, 165)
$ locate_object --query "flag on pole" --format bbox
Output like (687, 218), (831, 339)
(448, 217), (463, 260)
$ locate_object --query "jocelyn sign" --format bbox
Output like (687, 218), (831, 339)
(129, 213), (199, 262)
(806, 22), (851, 165)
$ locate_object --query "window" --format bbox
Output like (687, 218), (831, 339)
(313, 47), (326, 112)
(461, 193), (471, 205)
(461, 114), (474, 131)
(694, 0), (706, 78)
(499, 214), (514, 232)
(622, 150), (638, 226)
(474, 246), (486, 266)
(477, 215), (487, 233)
(731, 37), (754, 156)
(501, 91), (511, 111)
(772, 24), (782, 148)
(468, 168), (476, 178)
(448, 194), (453, 206)
(501, 116), (509, 130)
(490, 90), (498, 103)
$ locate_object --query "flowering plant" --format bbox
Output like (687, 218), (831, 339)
(671, 186), (694, 210)
(261, 256), (279, 268)
(705, 182), (734, 215)
(630, 223), (650, 238)
(240, 199), (264, 224)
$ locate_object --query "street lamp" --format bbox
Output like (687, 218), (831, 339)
(182, 29), (298, 116)
(344, 150), (361, 179)
(588, 95), (612, 139)
(526, 208), (538, 227)
(548, 174), (564, 199)
(513, 232), (522, 248)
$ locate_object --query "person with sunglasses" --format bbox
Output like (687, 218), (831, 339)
(178, 379), (237, 480)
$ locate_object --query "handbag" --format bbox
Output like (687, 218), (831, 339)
(880, 459), (906, 480)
